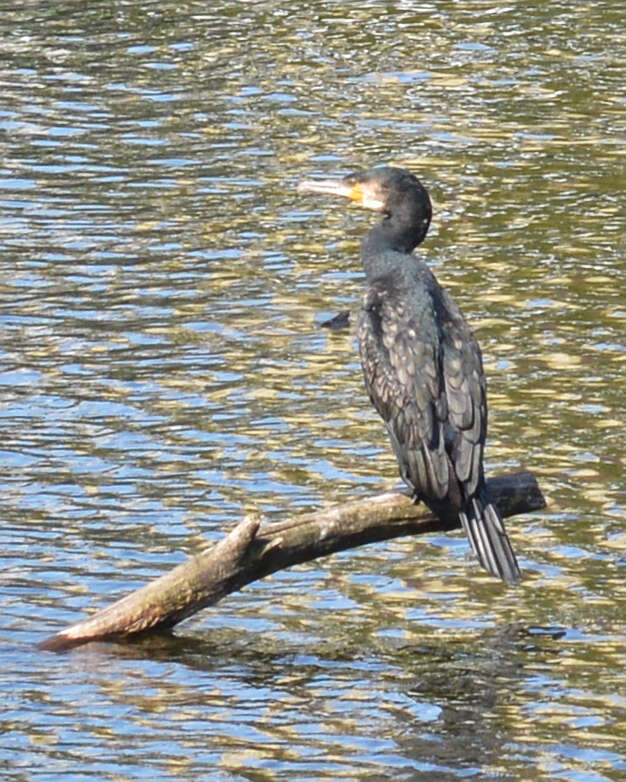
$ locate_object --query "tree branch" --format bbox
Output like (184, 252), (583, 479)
(39, 471), (545, 652)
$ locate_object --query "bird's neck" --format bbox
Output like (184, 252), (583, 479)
(360, 201), (430, 278)
(361, 220), (421, 281)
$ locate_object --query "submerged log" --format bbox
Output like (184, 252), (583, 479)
(39, 471), (545, 652)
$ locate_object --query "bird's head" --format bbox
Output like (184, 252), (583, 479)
(299, 165), (432, 250)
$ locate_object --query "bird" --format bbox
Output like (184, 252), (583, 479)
(298, 165), (521, 585)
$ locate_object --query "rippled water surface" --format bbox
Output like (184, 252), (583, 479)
(1, 1), (624, 780)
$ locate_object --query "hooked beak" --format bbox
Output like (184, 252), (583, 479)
(298, 177), (386, 211)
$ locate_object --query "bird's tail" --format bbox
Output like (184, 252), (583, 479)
(458, 493), (521, 586)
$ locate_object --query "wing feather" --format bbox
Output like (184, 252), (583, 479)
(438, 289), (487, 498)
(358, 274), (450, 501)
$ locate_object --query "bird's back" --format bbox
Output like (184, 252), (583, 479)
(358, 253), (485, 515)
(358, 253), (520, 584)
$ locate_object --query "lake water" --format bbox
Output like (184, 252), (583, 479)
(1, 1), (624, 780)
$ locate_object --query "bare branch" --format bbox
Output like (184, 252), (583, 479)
(39, 471), (545, 652)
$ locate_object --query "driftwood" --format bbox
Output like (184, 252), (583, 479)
(39, 471), (544, 652)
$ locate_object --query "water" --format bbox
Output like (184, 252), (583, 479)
(1, 1), (624, 779)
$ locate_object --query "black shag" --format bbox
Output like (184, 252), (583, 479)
(299, 166), (521, 585)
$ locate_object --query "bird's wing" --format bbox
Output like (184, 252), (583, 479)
(437, 287), (487, 499)
(436, 289), (521, 582)
(357, 276), (451, 501)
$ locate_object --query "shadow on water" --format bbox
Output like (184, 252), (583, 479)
(63, 622), (572, 781)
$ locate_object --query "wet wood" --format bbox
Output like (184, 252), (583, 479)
(39, 470), (545, 652)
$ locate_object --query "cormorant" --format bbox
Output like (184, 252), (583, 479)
(299, 166), (521, 585)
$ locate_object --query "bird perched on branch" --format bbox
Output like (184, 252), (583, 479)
(299, 165), (521, 585)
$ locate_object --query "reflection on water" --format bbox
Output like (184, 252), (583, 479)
(0, 0), (624, 779)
